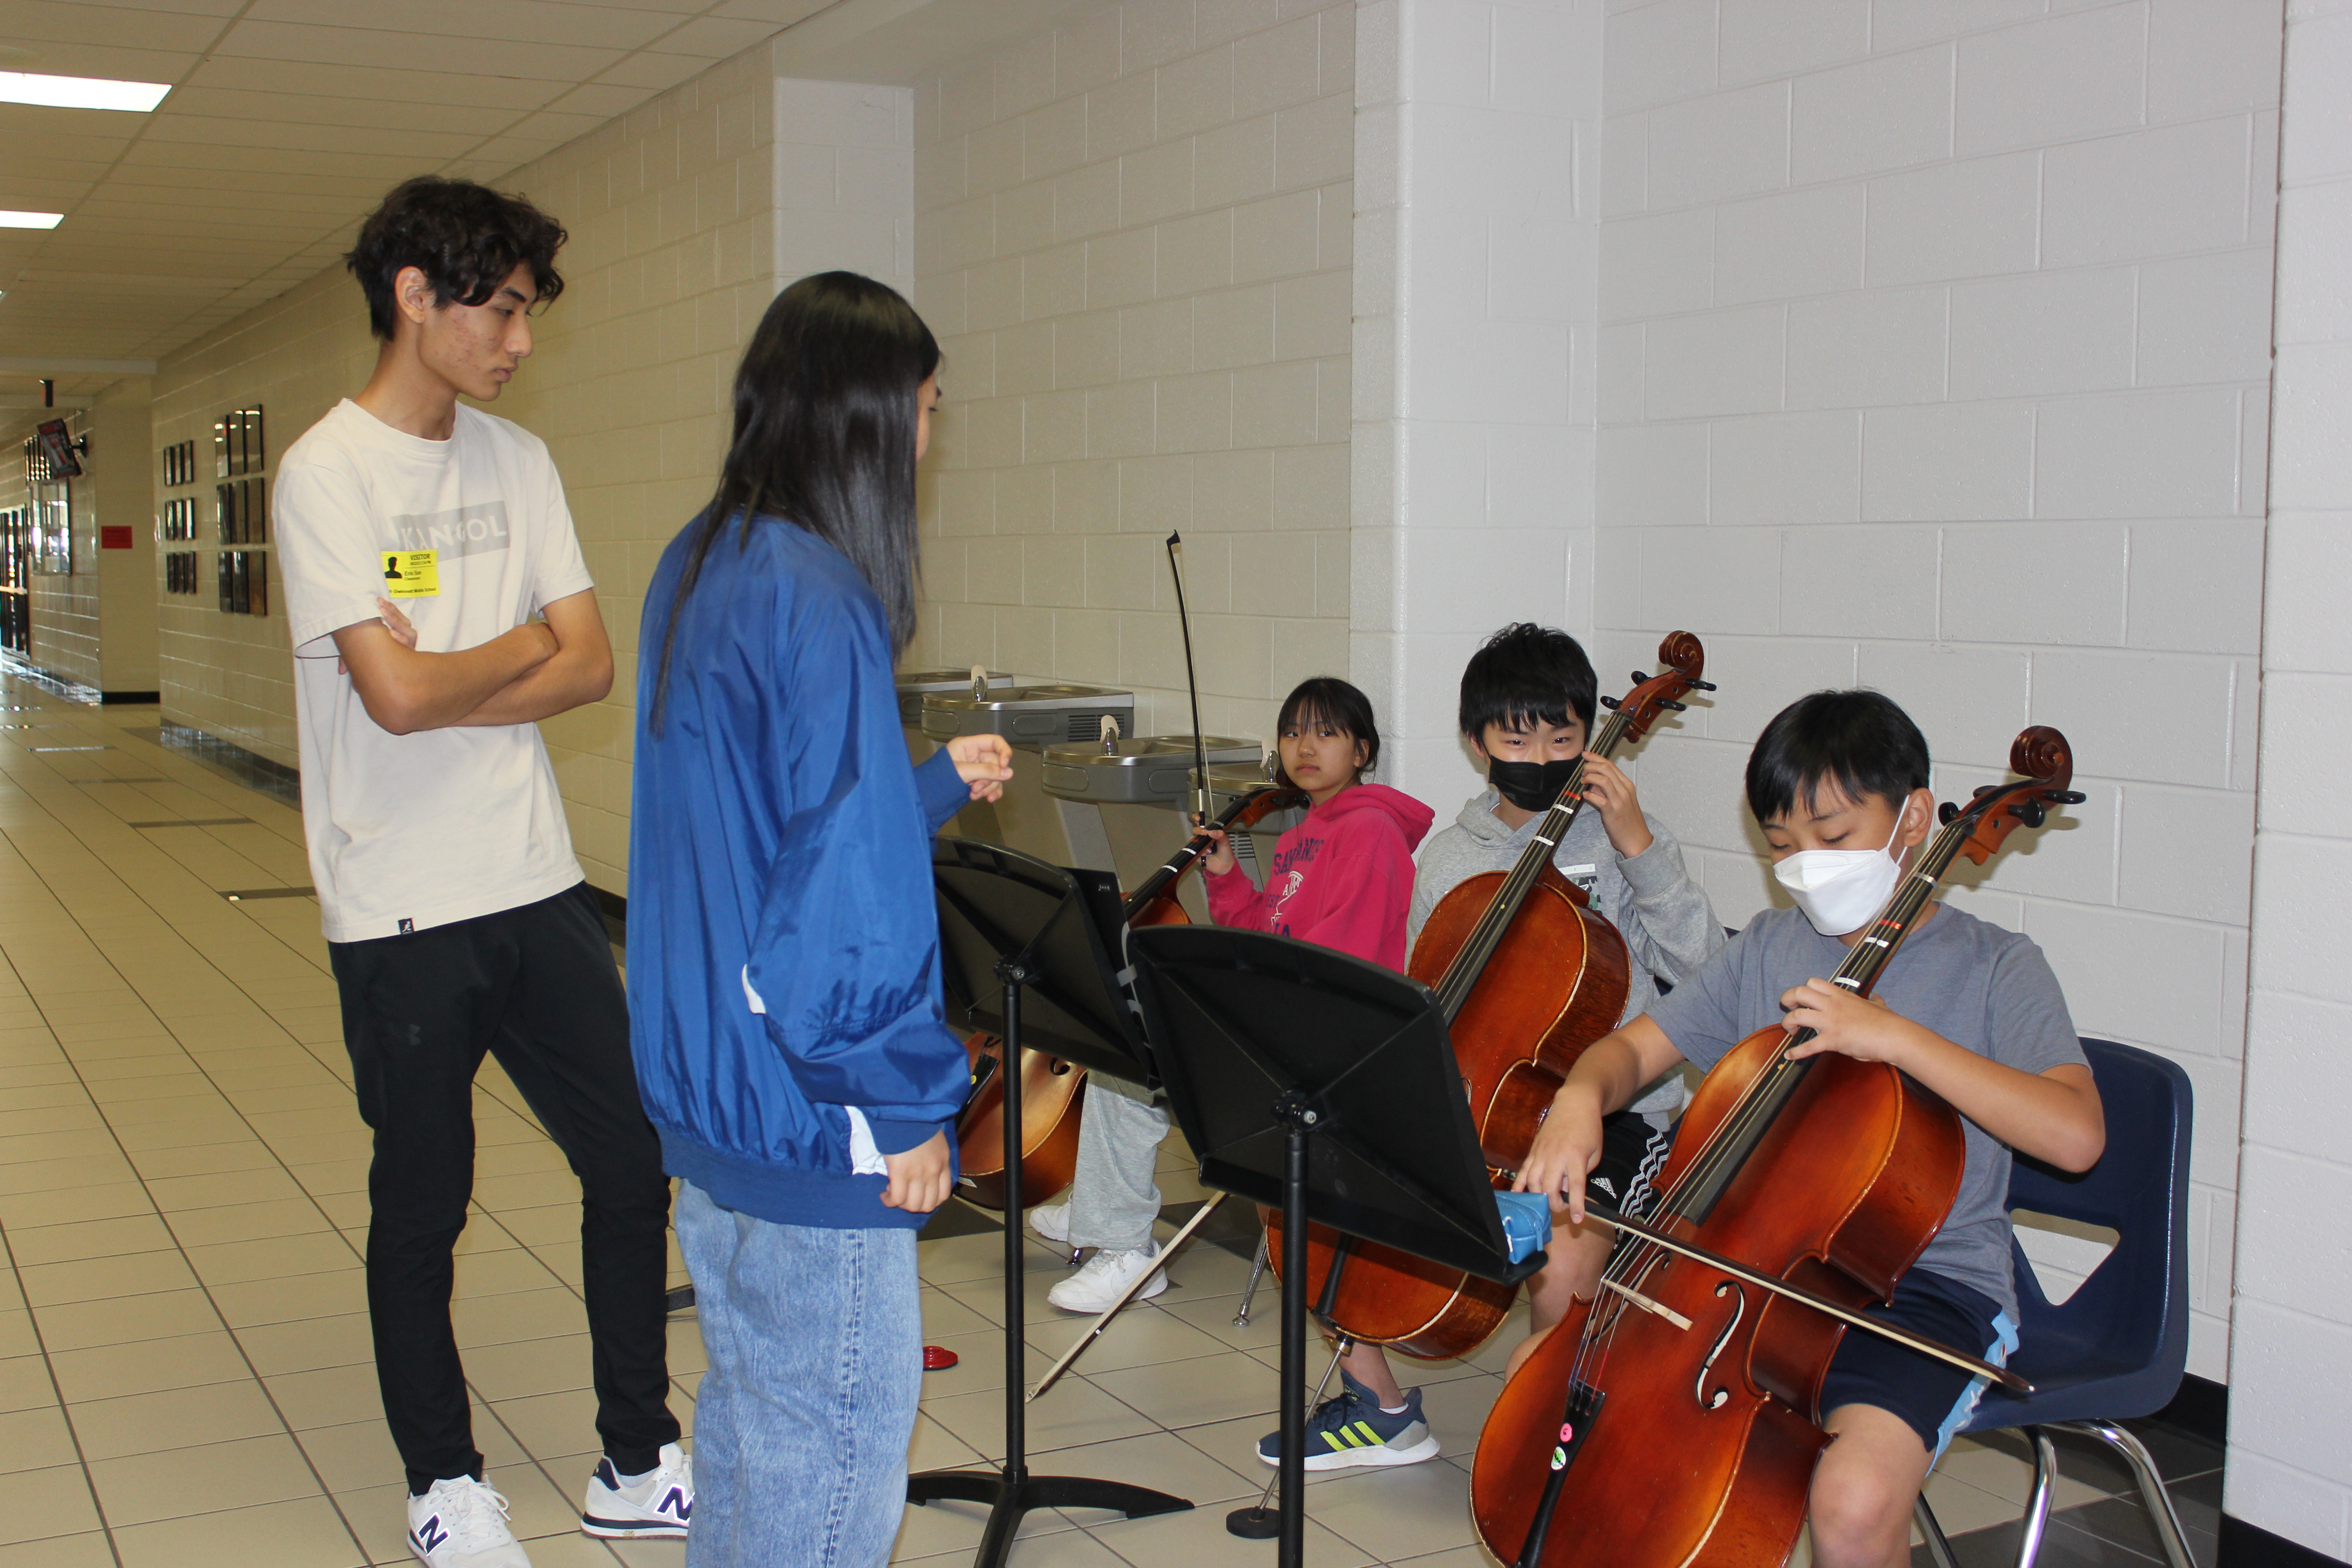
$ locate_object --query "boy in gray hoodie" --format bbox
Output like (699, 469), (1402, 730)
(1411, 623), (1724, 1376)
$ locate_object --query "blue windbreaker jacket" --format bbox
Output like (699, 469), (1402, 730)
(627, 513), (971, 1229)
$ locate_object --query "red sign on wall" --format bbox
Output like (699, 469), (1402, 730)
(100, 526), (133, 550)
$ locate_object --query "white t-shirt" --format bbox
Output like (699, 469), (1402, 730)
(275, 398), (594, 943)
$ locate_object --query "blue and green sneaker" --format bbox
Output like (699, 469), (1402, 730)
(1256, 1369), (1440, 1471)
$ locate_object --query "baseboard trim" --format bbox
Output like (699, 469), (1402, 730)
(144, 720), (301, 808)
(2149, 1372), (2228, 1446)
(2221, 1512), (2348, 1567)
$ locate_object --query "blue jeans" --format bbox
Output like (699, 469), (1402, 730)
(676, 1181), (923, 1568)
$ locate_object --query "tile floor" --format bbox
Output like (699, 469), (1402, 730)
(0, 671), (2218, 1568)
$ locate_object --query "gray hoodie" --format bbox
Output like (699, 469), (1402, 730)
(1409, 787), (1725, 1117)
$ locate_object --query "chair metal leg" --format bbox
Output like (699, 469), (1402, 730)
(2054, 1420), (2197, 1568)
(1915, 1494), (1963, 1568)
(1233, 1234), (1269, 1328)
(2012, 1426), (2060, 1568)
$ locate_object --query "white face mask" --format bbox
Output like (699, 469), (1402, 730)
(1772, 804), (1913, 937)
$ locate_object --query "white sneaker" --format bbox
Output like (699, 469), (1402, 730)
(408, 1476), (530, 1568)
(581, 1441), (694, 1539)
(1046, 1241), (1166, 1313)
(1028, 1202), (1073, 1244)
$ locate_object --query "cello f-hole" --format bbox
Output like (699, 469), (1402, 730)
(1695, 1281), (1743, 1411)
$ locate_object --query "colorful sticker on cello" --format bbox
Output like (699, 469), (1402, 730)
(1550, 1447), (1567, 1470)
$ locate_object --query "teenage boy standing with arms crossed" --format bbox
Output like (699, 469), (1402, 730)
(276, 176), (690, 1568)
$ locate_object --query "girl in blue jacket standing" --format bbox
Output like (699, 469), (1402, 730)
(628, 271), (1012, 1568)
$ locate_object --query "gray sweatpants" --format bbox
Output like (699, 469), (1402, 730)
(1067, 1074), (1169, 1252)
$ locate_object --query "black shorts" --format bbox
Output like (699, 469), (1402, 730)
(1817, 1266), (2018, 1462)
(1583, 1108), (1672, 1220)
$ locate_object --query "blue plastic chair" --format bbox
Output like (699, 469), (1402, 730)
(1914, 1037), (2197, 1568)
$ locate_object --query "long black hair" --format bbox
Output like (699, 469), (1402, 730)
(652, 271), (940, 730)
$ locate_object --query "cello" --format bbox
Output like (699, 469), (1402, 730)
(954, 777), (1307, 1211)
(1261, 635), (1714, 1359)
(1470, 726), (2083, 1568)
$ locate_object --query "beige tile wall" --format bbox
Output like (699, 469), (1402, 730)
(6, 407), (103, 692)
(148, 46), (778, 894)
(907, 0), (1357, 745)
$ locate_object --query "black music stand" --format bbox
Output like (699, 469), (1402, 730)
(908, 838), (1191, 1566)
(1127, 924), (1544, 1568)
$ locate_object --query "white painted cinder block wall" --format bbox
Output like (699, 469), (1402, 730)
(1583, 0), (2280, 1385)
(904, 0), (1357, 745)
(2230, 0), (2352, 1552)
(1352, 0), (1604, 802)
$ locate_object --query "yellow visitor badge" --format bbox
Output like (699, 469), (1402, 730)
(383, 549), (439, 599)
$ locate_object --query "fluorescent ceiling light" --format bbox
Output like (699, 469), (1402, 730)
(0, 212), (61, 229)
(0, 71), (171, 113)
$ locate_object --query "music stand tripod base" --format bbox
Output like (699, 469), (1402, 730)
(908, 844), (1193, 1567)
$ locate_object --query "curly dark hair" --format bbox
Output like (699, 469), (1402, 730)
(344, 176), (567, 341)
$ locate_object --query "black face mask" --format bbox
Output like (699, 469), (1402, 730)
(1488, 756), (1579, 813)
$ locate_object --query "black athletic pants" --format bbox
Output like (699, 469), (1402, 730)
(329, 881), (680, 1495)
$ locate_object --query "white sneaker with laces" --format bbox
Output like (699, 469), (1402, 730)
(581, 1441), (694, 1539)
(408, 1476), (530, 1568)
(1046, 1241), (1165, 1313)
(1028, 1202), (1073, 1244)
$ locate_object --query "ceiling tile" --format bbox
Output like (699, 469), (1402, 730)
(161, 85), (525, 136)
(142, 114), (487, 159)
(119, 140), (429, 179)
(188, 56), (566, 110)
(213, 19), (627, 80)
(708, 0), (834, 23)
(0, 0), (228, 51)
(0, 39), (206, 82)
(539, 80), (658, 118)
(590, 51), (709, 91)
(44, 0), (242, 15)
(243, 0), (681, 52)
(652, 15), (786, 58)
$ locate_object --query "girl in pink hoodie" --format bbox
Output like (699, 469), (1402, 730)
(1200, 677), (1434, 969)
(1199, 676), (1441, 1459)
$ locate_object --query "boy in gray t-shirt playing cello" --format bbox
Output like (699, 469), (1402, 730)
(1517, 690), (2107, 1568)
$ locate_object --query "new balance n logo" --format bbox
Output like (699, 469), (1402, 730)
(415, 1515), (450, 1553)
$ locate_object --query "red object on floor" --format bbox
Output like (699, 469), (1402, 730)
(922, 1344), (959, 1371)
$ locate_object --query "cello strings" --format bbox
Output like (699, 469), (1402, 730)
(1558, 809), (1978, 1394)
(1549, 787), (2048, 1442)
(1434, 702), (1637, 1015)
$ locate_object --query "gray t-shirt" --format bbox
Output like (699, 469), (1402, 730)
(1643, 903), (2084, 1319)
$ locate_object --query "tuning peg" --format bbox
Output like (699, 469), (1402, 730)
(2048, 790), (2087, 805)
(1939, 802), (1960, 824)
(2010, 801), (2046, 828)
(1971, 784), (1996, 797)
(1632, 671), (1651, 683)
(1657, 698), (1687, 711)
(1599, 694), (1620, 710)
(1688, 679), (1717, 692)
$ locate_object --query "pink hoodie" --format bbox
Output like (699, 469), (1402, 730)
(1204, 784), (1436, 971)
